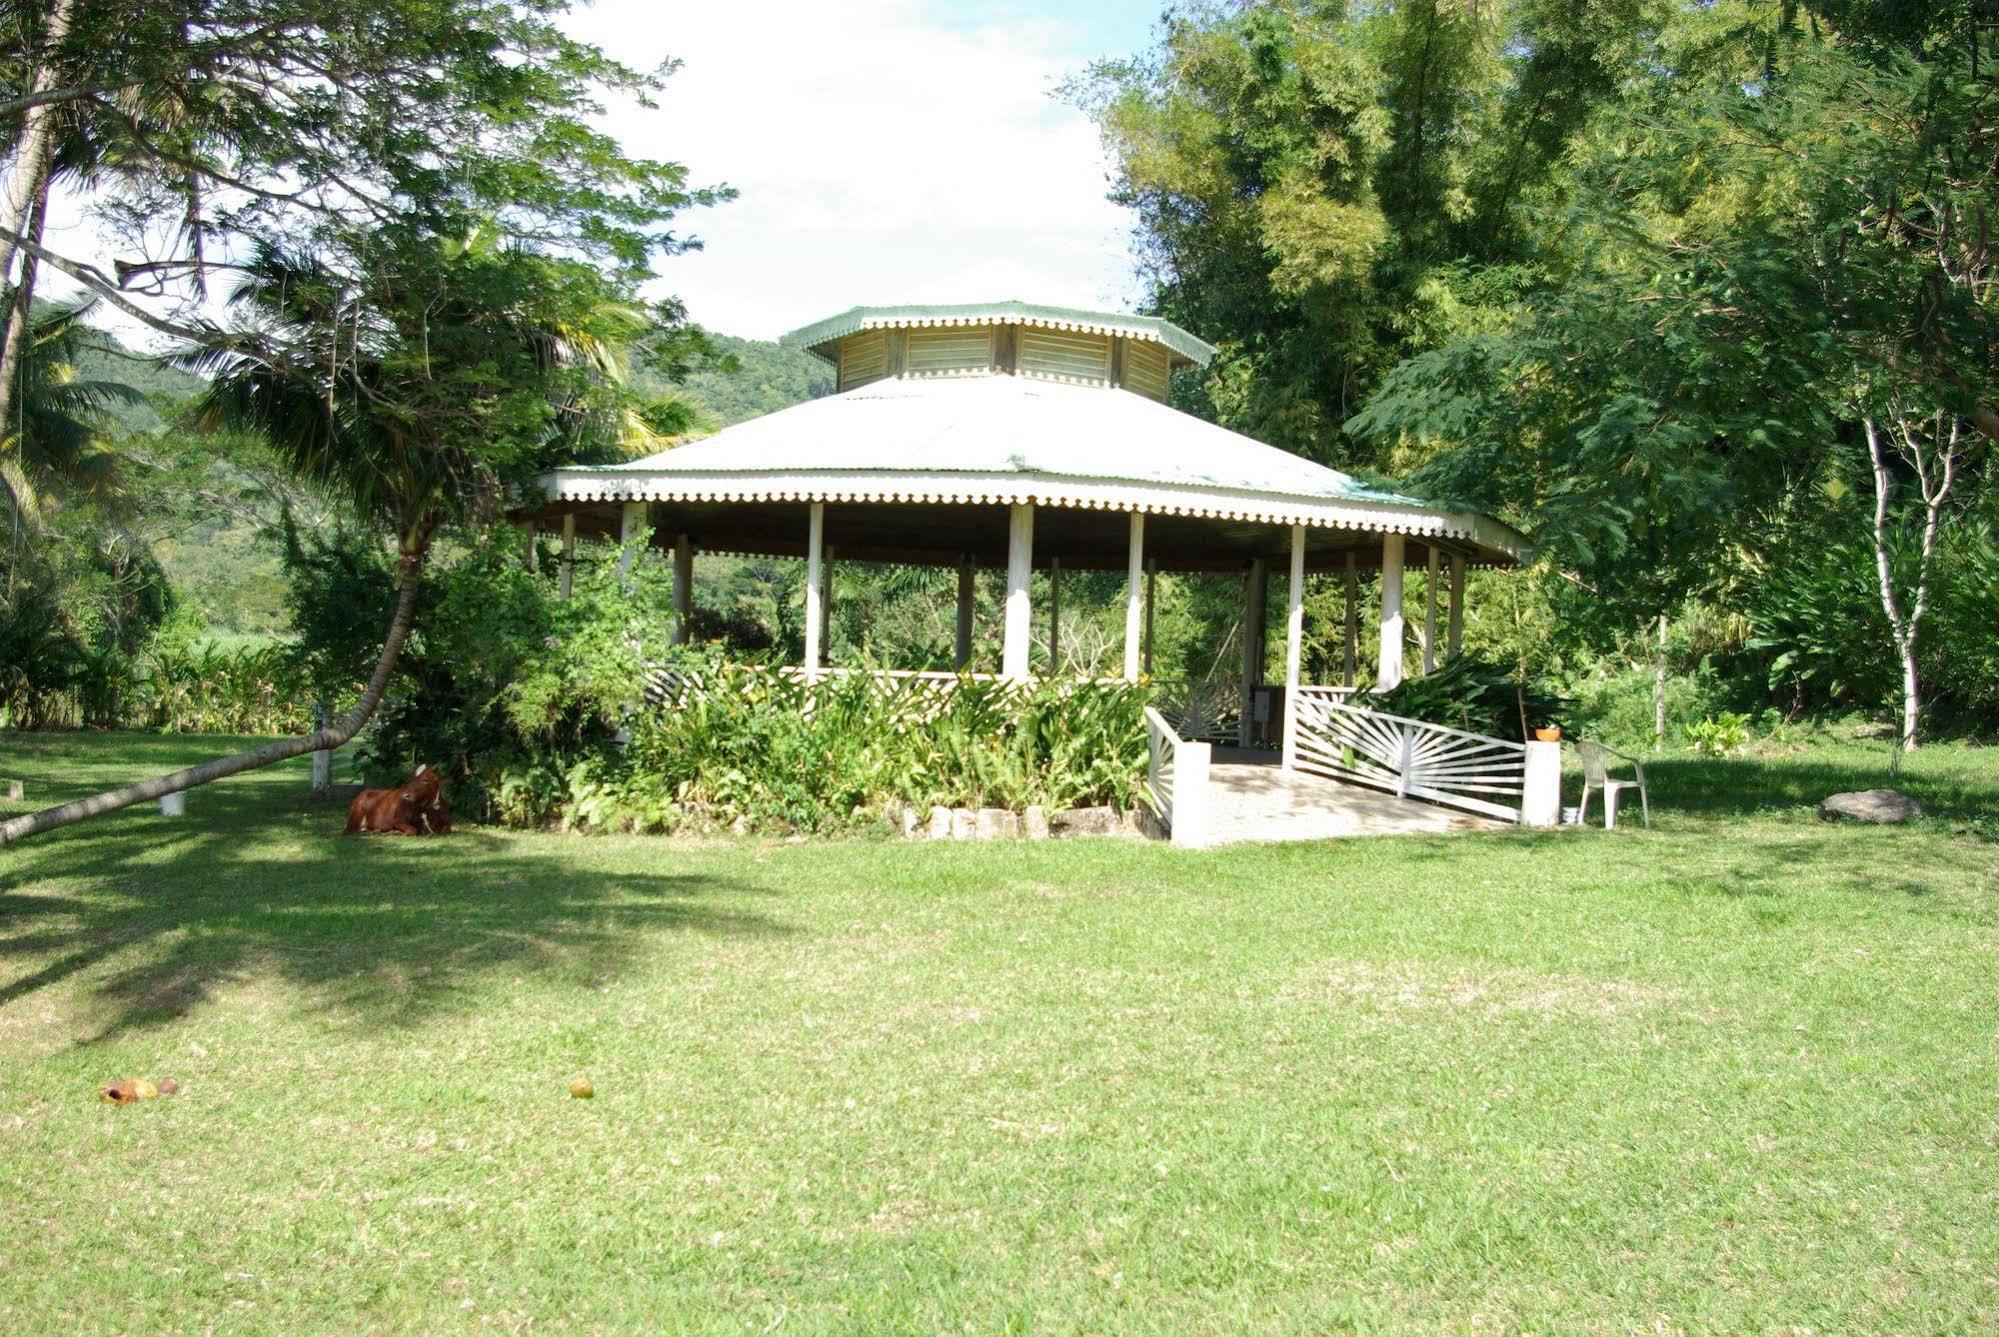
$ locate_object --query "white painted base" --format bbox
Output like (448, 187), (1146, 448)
(1521, 741), (1562, 828)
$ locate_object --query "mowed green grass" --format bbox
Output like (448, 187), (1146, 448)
(2, 732), (1997, 1332)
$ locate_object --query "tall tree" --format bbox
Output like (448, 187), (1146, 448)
(0, 231), (652, 844)
(1348, 29), (1995, 732)
(1, 297), (137, 531)
(0, 0), (723, 423)
(1866, 410), (1967, 750)
(1074, 0), (1659, 468)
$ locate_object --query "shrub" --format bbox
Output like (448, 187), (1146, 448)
(1683, 712), (1752, 757)
(549, 664), (1151, 835)
(0, 582), (319, 733)
(1742, 528), (1896, 717)
(134, 639), (318, 734)
(1370, 655), (1565, 741)
(1567, 667), (1729, 751)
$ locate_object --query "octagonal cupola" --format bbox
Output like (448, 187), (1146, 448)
(779, 300), (1217, 401)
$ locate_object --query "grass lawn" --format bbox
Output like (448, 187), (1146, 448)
(3, 730), (1997, 1331)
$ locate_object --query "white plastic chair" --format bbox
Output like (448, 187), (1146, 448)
(1576, 741), (1650, 829)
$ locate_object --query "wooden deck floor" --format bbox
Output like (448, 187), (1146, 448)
(1203, 749), (1505, 843)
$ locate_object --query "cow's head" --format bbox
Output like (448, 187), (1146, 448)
(405, 764), (443, 803)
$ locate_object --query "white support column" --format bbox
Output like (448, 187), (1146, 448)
(1282, 524), (1305, 772)
(672, 534), (693, 646)
(1343, 552), (1358, 688)
(1144, 558), (1158, 676)
(1123, 513), (1145, 682)
(558, 513), (576, 600)
(1240, 558), (1266, 747)
(1048, 557), (1062, 677)
(1422, 546), (1440, 675)
(803, 502), (825, 681)
(1447, 554), (1466, 659)
(1002, 503), (1034, 682)
(955, 559), (975, 670)
(1378, 533), (1406, 691)
(617, 501), (646, 581)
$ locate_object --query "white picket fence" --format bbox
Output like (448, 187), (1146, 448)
(1287, 686), (1532, 823)
(1143, 705), (1211, 848)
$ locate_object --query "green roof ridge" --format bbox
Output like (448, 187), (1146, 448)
(780, 301), (1218, 367)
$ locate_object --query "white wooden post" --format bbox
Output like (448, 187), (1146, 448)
(1654, 612), (1668, 750)
(311, 701), (331, 796)
(1422, 546), (1440, 675)
(1172, 740), (1212, 849)
(1002, 503), (1034, 682)
(558, 513), (576, 600)
(1522, 740), (1562, 827)
(1144, 557), (1158, 676)
(617, 500), (646, 580)
(1048, 557), (1062, 677)
(1343, 552), (1358, 689)
(1282, 524), (1305, 772)
(1123, 513), (1145, 681)
(1378, 533), (1406, 690)
(955, 559), (975, 669)
(672, 534), (693, 645)
(1447, 553), (1466, 659)
(1240, 558), (1266, 746)
(803, 502), (825, 681)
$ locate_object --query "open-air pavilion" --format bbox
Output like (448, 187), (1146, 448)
(522, 301), (1557, 844)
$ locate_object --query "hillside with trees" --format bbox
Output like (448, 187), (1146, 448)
(659, 332), (832, 427)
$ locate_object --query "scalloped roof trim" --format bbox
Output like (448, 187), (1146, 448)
(542, 468), (1530, 563)
(781, 302), (1219, 367)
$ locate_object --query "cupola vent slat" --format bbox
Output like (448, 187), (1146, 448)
(1019, 327), (1112, 384)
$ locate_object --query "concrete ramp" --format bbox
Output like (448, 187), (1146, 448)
(1202, 751), (1504, 843)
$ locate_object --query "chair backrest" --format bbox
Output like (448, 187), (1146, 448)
(1575, 740), (1613, 784)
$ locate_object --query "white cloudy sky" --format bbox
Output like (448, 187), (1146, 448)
(558, 0), (1161, 339)
(41, 1), (1162, 346)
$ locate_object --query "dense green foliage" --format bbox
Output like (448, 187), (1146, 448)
(1082, 1), (1997, 743)
(1372, 655), (1565, 741)
(314, 536), (1150, 833)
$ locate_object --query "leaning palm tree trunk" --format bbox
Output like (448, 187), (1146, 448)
(0, 554), (423, 846)
(0, 0), (75, 431)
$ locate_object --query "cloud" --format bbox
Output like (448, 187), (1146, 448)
(563, 0), (1144, 338)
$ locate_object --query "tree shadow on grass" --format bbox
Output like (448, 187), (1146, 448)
(1387, 823), (1991, 918)
(1625, 754), (1999, 825)
(0, 765), (793, 1042)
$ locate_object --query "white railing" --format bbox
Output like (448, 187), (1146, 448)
(1144, 705), (1212, 848)
(1288, 686), (1531, 824)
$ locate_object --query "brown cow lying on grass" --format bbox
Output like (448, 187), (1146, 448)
(344, 763), (453, 836)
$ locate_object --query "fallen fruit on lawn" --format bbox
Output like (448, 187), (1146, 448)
(570, 1078), (594, 1099)
(100, 1076), (179, 1104)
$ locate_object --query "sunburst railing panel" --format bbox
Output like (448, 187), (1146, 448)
(1289, 687), (1528, 823)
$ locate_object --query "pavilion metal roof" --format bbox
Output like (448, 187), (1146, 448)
(541, 374), (1529, 562)
(780, 301), (1220, 367)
